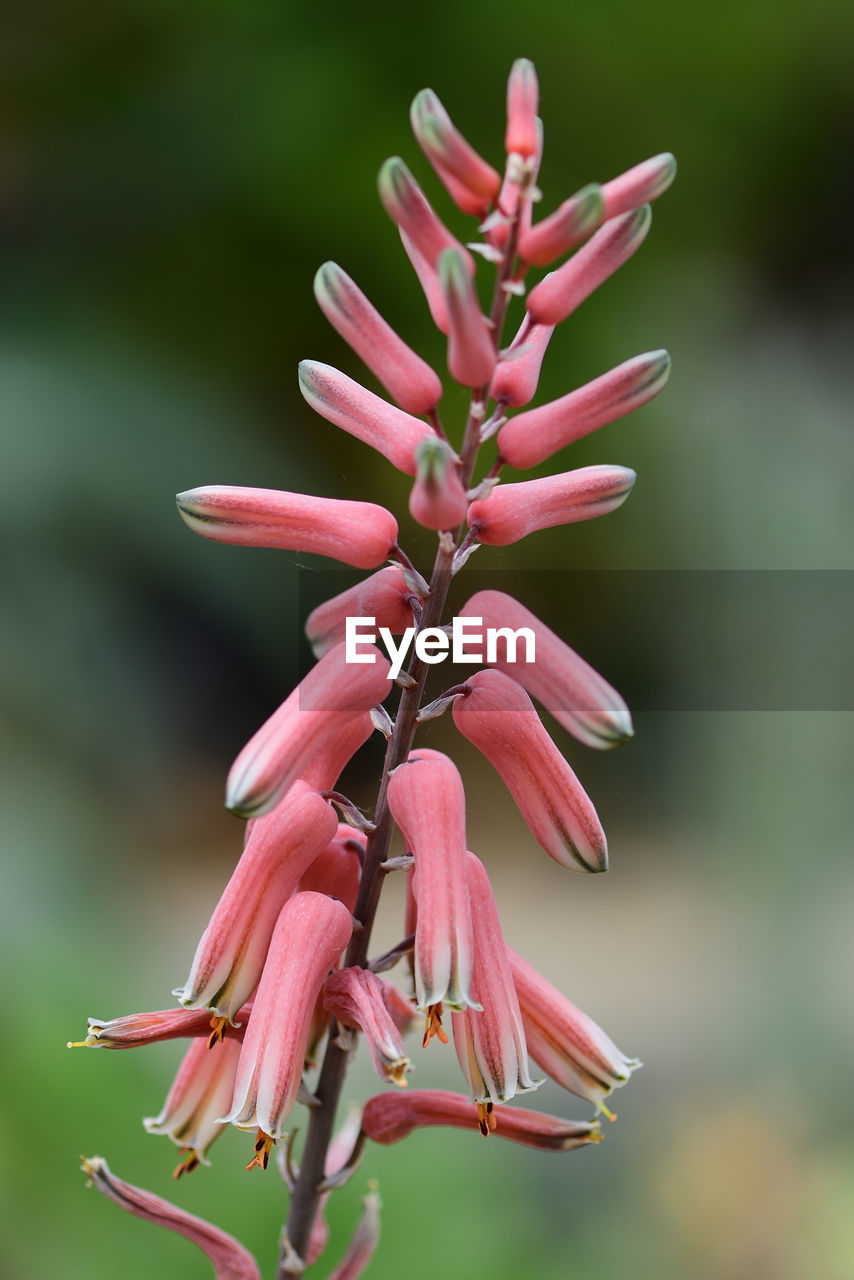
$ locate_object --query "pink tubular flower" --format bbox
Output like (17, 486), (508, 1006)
(518, 183), (605, 266)
(69, 1003), (252, 1050)
(409, 438), (469, 531)
(378, 157), (475, 276)
(451, 853), (540, 1124)
(439, 248), (497, 388)
(459, 590), (633, 749)
(305, 567), (417, 659)
(497, 349), (671, 470)
(452, 670), (608, 873)
(467, 465), (636, 545)
(400, 228), (450, 334)
(313, 262), (442, 415)
(144, 1037), (243, 1177)
(174, 782), (338, 1023)
(298, 823), (364, 911)
(224, 891), (354, 1165)
(176, 485), (398, 571)
(386, 748), (478, 1023)
(81, 1156), (261, 1280)
(324, 967), (413, 1086)
(526, 204), (652, 327)
(489, 318), (555, 408)
(225, 642), (391, 818)
(508, 945), (640, 1115)
(298, 361), (437, 476)
(325, 1186), (382, 1280)
(361, 1089), (600, 1149)
(505, 58), (539, 158)
(602, 151), (677, 220)
(410, 89), (501, 216)
(299, 712), (375, 793)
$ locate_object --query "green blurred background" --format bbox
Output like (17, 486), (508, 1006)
(3, 1), (853, 1276)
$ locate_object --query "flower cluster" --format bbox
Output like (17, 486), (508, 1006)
(73, 58), (671, 1279)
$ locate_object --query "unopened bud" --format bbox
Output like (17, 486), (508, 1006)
(505, 58), (539, 159)
(411, 89), (501, 215)
(409, 438), (468, 531)
(518, 183), (604, 266)
(379, 157), (474, 274)
(439, 248), (496, 388)
(602, 152), (677, 220)
(489, 318), (555, 408)
(468, 465), (636, 545)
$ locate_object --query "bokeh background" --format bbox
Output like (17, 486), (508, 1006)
(3, 1), (853, 1277)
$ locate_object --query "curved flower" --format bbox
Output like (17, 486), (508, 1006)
(452, 670), (608, 872)
(324, 967), (413, 1086)
(176, 485), (398, 570)
(459, 590), (633, 749)
(489, 318), (555, 408)
(409, 438), (468, 532)
(467, 465), (636, 545)
(451, 853), (540, 1125)
(387, 748), (478, 1024)
(69, 1003), (251, 1051)
(410, 88), (501, 216)
(174, 781), (338, 1023)
(224, 892), (354, 1164)
(226, 643), (391, 818)
(378, 157), (474, 275)
(518, 183), (604, 266)
(144, 1036), (243, 1176)
(305, 567), (417, 659)
(601, 151), (677, 220)
(361, 1089), (600, 1149)
(439, 248), (497, 388)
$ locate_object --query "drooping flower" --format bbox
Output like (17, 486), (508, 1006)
(497, 349), (671, 470)
(176, 485), (398, 570)
(451, 853), (540, 1128)
(144, 1036), (243, 1176)
(324, 967), (413, 1086)
(80, 1156), (261, 1279)
(410, 89), (501, 216)
(438, 247), (497, 388)
(305, 569), (417, 660)
(467, 464), (636, 545)
(526, 204), (652, 326)
(298, 360), (437, 475)
(313, 261), (443, 415)
(408, 438), (468, 532)
(225, 642), (391, 818)
(459, 590), (633, 749)
(386, 748), (478, 1033)
(507, 944), (641, 1116)
(452, 670), (608, 872)
(361, 1089), (601, 1149)
(324, 1185), (382, 1280)
(224, 891), (354, 1168)
(174, 781), (338, 1025)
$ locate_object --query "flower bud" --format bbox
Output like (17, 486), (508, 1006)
(439, 248), (497, 388)
(526, 205), (652, 326)
(518, 183), (604, 266)
(224, 892), (354, 1149)
(489, 318), (555, 408)
(80, 1156), (262, 1278)
(411, 89), (501, 215)
(361, 1089), (600, 1150)
(305, 568), (416, 659)
(508, 945), (640, 1112)
(144, 1037), (243, 1176)
(497, 349), (671, 470)
(313, 262), (442, 415)
(505, 58), (539, 158)
(487, 116), (543, 250)
(176, 485), (398, 570)
(409, 438), (468, 531)
(298, 824), (364, 910)
(174, 781), (338, 1022)
(452, 670), (608, 873)
(451, 853), (540, 1117)
(459, 590), (633, 749)
(298, 360), (437, 476)
(468, 465), (636, 545)
(387, 748), (478, 1015)
(324, 967), (412, 1086)
(400, 228), (450, 334)
(378, 157), (474, 275)
(601, 152), (677, 220)
(324, 1186), (382, 1280)
(226, 643), (391, 819)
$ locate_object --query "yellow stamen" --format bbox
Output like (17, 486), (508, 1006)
(173, 1149), (200, 1179)
(245, 1128), (275, 1172)
(598, 1100), (617, 1122)
(208, 1015), (228, 1049)
(422, 1003), (449, 1047)
(66, 1039), (94, 1049)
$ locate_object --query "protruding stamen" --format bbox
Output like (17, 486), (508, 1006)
(423, 1004), (449, 1047)
(245, 1129), (275, 1173)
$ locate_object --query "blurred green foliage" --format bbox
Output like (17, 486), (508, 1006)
(2, 0), (854, 1276)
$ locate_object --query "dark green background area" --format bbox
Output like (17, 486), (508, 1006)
(2, 2), (853, 1277)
